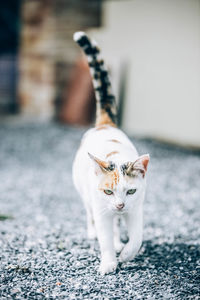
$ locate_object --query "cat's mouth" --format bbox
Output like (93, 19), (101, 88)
(112, 208), (127, 215)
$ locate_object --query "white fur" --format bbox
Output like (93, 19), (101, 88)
(72, 126), (148, 275)
(73, 31), (85, 42)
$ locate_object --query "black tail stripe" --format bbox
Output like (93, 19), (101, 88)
(74, 32), (117, 125)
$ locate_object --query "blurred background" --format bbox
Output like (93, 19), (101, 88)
(0, 2), (200, 297)
(0, 0), (200, 147)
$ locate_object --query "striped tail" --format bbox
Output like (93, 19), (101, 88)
(73, 31), (117, 127)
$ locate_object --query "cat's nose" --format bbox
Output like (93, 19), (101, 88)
(116, 203), (124, 210)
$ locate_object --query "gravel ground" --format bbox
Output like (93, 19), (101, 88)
(0, 121), (199, 299)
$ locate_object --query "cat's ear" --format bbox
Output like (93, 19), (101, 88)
(127, 154), (150, 177)
(133, 154), (150, 172)
(88, 152), (110, 173)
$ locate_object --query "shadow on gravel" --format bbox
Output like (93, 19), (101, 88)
(132, 240), (199, 271)
(119, 240), (200, 297)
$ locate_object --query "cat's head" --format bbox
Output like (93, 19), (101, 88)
(88, 153), (150, 214)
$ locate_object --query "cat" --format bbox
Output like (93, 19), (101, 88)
(72, 32), (150, 275)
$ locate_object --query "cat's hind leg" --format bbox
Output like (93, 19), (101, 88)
(113, 216), (124, 253)
(86, 205), (96, 239)
(80, 190), (96, 239)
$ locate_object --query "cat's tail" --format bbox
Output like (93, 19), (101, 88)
(73, 31), (117, 127)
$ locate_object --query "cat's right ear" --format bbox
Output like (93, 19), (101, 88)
(88, 153), (109, 174)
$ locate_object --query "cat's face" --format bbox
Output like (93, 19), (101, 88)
(89, 153), (149, 214)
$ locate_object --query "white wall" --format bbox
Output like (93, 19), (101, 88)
(88, 0), (200, 147)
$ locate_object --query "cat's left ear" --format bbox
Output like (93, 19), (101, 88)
(88, 152), (110, 173)
(127, 154), (150, 177)
(134, 154), (150, 172)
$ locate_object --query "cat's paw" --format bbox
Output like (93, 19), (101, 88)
(119, 241), (141, 263)
(99, 260), (117, 275)
(119, 245), (135, 263)
(114, 241), (124, 253)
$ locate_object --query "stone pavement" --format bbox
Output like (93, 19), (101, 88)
(0, 122), (199, 299)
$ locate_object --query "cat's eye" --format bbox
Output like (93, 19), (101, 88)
(127, 189), (137, 195)
(104, 189), (113, 195)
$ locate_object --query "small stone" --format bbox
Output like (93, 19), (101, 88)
(11, 288), (20, 294)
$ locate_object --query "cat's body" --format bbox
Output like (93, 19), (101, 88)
(72, 32), (149, 275)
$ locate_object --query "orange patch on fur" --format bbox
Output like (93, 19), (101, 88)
(99, 169), (120, 190)
(112, 169), (120, 186)
(88, 153), (110, 171)
(95, 124), (109, 131)
(95, 109), (116, 127)
(108, 139), (121, 144)
(106, 151), (119, 158)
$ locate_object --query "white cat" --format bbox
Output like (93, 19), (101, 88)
(72, 32), (149, 275)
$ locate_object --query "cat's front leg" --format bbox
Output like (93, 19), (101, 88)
(113, 216), (124, 253)
(119, 205), (143, 263)
(94, 211), (117, 275)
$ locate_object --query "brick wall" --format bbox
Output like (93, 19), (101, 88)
(18, 0), (102, 120)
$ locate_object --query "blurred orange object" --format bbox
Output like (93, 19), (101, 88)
(59, 57), (95, 126)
